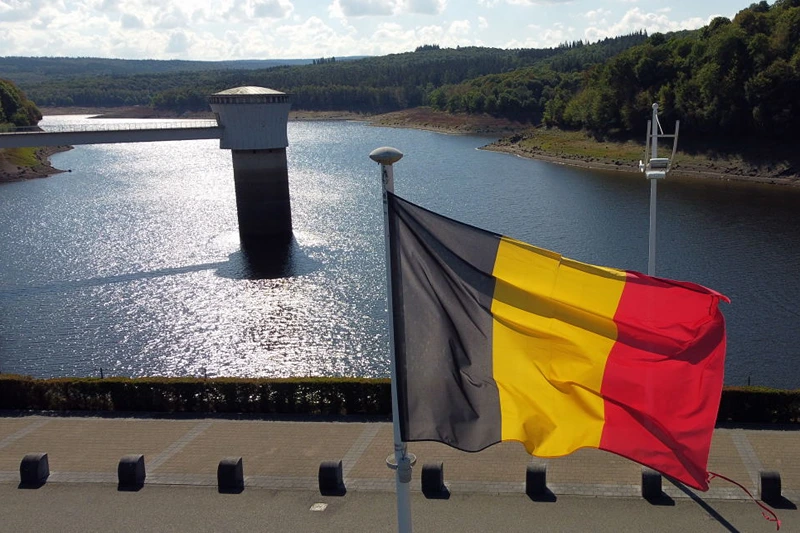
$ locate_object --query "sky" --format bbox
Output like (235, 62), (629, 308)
(0, 0), (745, 61)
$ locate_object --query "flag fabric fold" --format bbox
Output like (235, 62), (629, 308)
(387, 192), (728, 491)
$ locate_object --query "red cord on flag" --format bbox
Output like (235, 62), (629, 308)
(708, 471), (781, 530)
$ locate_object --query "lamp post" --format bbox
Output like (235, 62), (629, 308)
(639, 103), (679, 276)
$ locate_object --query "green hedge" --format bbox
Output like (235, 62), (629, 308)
(717, 387), (800, 424)
(0, 375), (391, 416)
(1, 374), (799, 423)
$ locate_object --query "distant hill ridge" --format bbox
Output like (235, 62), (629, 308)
(0, 56), (368, 85)
(4, 0), (798, 141)
(5, 35), (648, 113)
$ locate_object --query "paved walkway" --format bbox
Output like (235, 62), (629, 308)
(1, 414), (798, 503)
(0, 484), (788, 532)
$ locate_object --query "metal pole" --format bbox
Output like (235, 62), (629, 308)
(369, 146), (413, 533)
(651, 103), (659, 160)
(648, 103), (659, 276)
(648, 178), (657, 276)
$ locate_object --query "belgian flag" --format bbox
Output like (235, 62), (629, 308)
(388, 192), (728, 491)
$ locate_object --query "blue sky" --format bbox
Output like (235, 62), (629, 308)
(0, 0), (744, 60)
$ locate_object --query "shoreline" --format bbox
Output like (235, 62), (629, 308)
(5, 106), (798, 188)
(481, 143), (800, 187)
(0, 145), (73, 183)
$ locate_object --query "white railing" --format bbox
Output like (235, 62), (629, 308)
(0, 120), (220, 135)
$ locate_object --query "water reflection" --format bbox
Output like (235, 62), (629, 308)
(2, 117), (800, 387)
(220, 237), (319, 280)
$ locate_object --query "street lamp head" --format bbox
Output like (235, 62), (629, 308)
(369, 146), (404, 165)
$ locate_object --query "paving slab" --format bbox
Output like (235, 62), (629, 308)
(749, 430), (800, 491)
(156, 420), (366, 477)
(546, 447), (641, 485)
(0, 413), (799, 508)
(0, 483), (791, 533)
(346, 424), (397, 480)
(0, 418), (195, 472)
(706, 430), (754, 491)
(0, 417), (44, 443)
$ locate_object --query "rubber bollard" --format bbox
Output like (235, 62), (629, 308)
(19, 453), (49, 487)
(218, 457), (244, 493)
(641, 467), (662, 500)
(760, 471), (782, 503)
(421, 462), (449, 498)
(118, 454), (146, 490)
(318, 460), (345, 496)
(526, 463), (548, 500)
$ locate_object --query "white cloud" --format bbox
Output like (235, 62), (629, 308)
(166, 31), (190, 54)
(402, 0), (446, 15)
(252, 0), (295, 18)
(328, 0), (444, 19)
(330, 0), (395, 18)
(224, 0), (293, 21)
(120, 12), (145, 29)
(0, 0), (732, 61)
(585, 7), (710, 42)
(0, 0), (56, 22)
(448, 19), (470, 36)
(585, 9), (611, 21)
(513, 21), (574, 48)
(504, 0), (573, 4)
(155, 6), (189, 29)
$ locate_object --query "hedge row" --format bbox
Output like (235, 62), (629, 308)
(0, 375), (391, 416)
(717, 387), (800, 424)
(1, 375), (799, 423)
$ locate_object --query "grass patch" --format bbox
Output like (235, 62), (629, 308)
(491, 127), (800, 183)
(515, 128), (645, 161)
(2, 147), (40, 168)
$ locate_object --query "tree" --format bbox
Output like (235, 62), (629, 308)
(0, 78), (42, 127)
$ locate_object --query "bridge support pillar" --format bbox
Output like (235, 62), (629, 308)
(209, 87), (293, 244)
(231, 149), (291, 240)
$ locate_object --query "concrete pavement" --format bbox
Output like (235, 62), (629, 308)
(0, 484), (791, 532)
(0, 413), (798, 531)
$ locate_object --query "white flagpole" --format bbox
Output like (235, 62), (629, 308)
(369, 146), (414, 533)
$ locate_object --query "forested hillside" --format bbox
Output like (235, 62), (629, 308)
(4, 0), (797, 142)
(0, 56), (355, 85)
(553, 0), (800, 139)
(426, 33), (648, 123)
(0, 78), (41, 128)
(12, 36), (646, 112)
(429, 0), (799, 140)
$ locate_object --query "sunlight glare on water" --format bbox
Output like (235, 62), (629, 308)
(2, 116), (800, 387)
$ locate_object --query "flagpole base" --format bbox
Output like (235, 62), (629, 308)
(387, 453), (417, 484)
(386, 454), (417, 470)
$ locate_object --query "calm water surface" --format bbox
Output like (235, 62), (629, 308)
(1, 116), (799, 388)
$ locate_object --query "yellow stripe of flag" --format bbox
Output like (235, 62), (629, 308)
(491, 236), (627, 456)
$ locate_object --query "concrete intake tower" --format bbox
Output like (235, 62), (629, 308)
(208, 87), (293, 243)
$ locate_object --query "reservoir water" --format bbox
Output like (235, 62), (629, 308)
(2, 116), (799, 388)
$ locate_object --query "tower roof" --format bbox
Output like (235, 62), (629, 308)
(213, 86), (285, 96)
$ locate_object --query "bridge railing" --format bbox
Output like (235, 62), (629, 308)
(0, 120), (220, 135)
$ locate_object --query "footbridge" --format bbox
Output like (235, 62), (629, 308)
(0, 87), (294, 243)
(0, 120), (222, 148)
